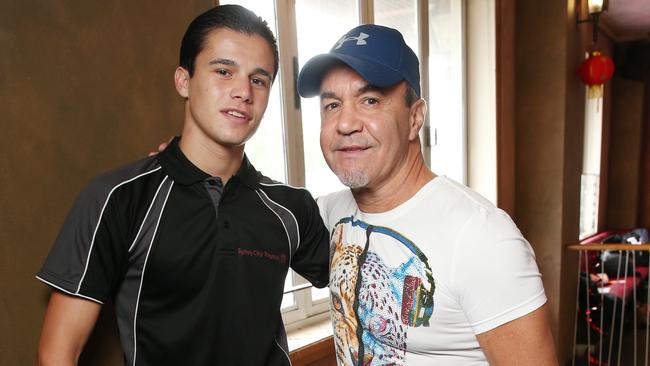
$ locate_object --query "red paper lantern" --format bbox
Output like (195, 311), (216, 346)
(578, 51), (615, 98)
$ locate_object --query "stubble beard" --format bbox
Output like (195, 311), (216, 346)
(337, 170), (370, 189)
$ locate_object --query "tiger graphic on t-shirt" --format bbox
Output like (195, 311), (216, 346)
(329, 216), (435, 365)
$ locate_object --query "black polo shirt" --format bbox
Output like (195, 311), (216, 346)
(37, 137), (330, 366)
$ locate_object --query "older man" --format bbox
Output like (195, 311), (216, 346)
(297, 24), (558, 365)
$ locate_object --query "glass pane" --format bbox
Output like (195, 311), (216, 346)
(428, 0), (465, 182)
(374, 0), (418, 55)
(311, 286), (329, 301)
(579, 92), (603, 239)
(295, 0), (357, 198)
(582, 94), (603, 175)
(220, 0), (287, 184)
(580, 173), (600, 239)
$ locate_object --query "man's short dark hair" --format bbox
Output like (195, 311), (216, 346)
(179, 5), (279, 81)
(405, 86), (418, 107)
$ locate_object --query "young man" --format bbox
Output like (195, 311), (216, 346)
(297, 24), (559, 365)
(36, 5), (329, 366)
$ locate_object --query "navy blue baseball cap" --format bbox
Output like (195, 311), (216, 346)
(297, 24), (421, 98)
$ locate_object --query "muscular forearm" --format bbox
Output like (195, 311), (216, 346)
(477, 304), (559, 366)
(37, 348), (79, 366)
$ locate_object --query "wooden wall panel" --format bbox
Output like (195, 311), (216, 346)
(495, 0), (516, 216)
(638, 58), (650, 229)
(605, 76), (645, 229)
(0, 1), (212, 364)
(513, 0), (586, 362)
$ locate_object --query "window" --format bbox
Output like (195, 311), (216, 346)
(219, 0), (466, 327)
(428, 0), (465, 183)
(375, 0), (418, 54)
(293, 0), (358, 309)
(295, 0), (356, 199)
(580, 92), (603, 239)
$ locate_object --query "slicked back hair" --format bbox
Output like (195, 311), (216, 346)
(179, 5), (279, 81)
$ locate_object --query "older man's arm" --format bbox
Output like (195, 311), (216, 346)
(476, 304), (558, 366)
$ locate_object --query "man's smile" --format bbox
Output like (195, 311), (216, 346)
(221, 108), (251, 122)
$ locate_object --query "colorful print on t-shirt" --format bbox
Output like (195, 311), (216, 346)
(329, 216), (435, 365)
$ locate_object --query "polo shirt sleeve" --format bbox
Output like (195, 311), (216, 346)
(290, 191), (330, 288)
(451, 208), (547, 334)
(36, 177), (130, 304)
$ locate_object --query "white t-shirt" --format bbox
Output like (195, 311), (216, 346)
(318, 176), (546, 365)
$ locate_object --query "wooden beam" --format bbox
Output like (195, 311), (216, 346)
(289, 336), (335, 366)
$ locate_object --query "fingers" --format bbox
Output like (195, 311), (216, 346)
(148, 139), (171, 157)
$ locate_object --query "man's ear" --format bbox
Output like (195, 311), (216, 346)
(174, 67), (190, 99)
(408, 98), (427, 141)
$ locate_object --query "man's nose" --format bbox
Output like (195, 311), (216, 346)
(230, 77), (252, 103)
(335, 106), (363, 135)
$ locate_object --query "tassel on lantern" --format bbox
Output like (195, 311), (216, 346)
(587, 84), (603, 99)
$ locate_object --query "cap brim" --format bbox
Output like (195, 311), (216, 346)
(297, 53), (403, 98)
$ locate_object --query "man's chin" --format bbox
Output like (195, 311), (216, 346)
(337, 171), (369, 189)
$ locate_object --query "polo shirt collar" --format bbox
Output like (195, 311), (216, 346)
(234, 153), (261, 189)
(157, 136), (261, 189)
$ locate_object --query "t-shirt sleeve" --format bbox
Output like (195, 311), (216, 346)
(290, 191), (330, 288)
(451, 208), (547, 334)
(36, 178), (129, 304)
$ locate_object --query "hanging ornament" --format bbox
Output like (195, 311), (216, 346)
(578, 51), (615, 99)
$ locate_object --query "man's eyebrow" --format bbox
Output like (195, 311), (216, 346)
(208, 59), (271, 80)
(253, 67), (272, 80)
(358, 84), (384, 94)
(319, 84), (383, 100)
(208, 58), (237, 66)
(320, 91), (337, 100)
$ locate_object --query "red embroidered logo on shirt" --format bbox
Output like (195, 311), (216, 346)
(237, 248), (287, 265)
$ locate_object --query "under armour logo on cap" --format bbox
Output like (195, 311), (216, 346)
(334, 32), (369, 49)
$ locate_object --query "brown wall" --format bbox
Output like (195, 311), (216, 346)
(605, 76), (646, 229)
(604, 41), (650, 230)
(603, 41), (650, 230)
(495, 0), (516, 216)
(511, 0), (587, 362)
(497, 1), (629, 362)
(0, 1), (212, 364)
(640, 65), (650, 229)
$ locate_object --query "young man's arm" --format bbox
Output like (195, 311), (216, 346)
(476, 304), (558, 366)
(288, 191), (331, 288)
(37, 291), (101, 366)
